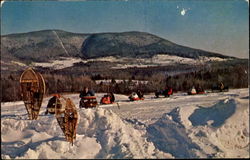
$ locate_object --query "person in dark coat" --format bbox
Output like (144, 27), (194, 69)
(79, 87), (95, 98)
(108, 92), (115, 103)
(136, 89), (144, 99)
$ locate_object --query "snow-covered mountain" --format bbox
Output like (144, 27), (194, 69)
(1, 30), (236, 70)
(1, 88), (249, 158)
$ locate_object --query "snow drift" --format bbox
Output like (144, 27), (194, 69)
(1, 88), (249, 158)
(1, 108), (172, 159)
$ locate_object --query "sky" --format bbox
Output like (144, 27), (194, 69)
(1, 0), (249, 58)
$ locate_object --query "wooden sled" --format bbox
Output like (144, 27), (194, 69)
(55, 97), (78, 145)
(20, 68), (46, 120)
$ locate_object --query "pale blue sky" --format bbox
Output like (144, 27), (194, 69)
(1, 0), (249, 58)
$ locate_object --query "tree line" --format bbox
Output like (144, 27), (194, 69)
(1, 62), (248, 102)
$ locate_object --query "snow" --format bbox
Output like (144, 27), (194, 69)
(11, 61), (27, 67)
(30, 55), (229, 70)
(1, 88), (249, 158)
(95, 79), (148, 85)
(199, 56), (229, 62)
(31, 57), (84, 70)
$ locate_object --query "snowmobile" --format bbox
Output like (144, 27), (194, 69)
(187, 87), (205, 95)
(20, 67), (46, 120)
(128, 92), (144, 101)
(79, 96), (98, 108)
(188, 91), (206, 95)
(155, 88), (173, 98)
(100, 93), (115, 104)
(211, 85), (229, 92)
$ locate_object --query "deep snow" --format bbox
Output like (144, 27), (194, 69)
(1, 88), (249, 158)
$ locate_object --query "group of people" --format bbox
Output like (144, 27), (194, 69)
(188, 85), (205, 95)
(155, 86), (173, 98)
(80, 87), (145, 102)
(79, 87), (115, 105)
(46, 81), (227, 113)
(79, 87), (95, 98)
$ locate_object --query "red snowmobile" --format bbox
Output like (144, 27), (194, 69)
(100, 93), (115, 104)
(128, 92), (144, 101)
(187, 86), (205, 95)
(155, 87), (173, 98)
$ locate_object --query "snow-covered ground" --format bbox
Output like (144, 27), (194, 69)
(30, 57), (84, 70)
(29, 55), (229, 70)
(1, 88), (249, 158)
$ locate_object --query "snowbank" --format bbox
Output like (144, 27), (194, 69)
(1, 88), (249, 158)
(170, 97), (249, 158)
(1, 108), (172, 159)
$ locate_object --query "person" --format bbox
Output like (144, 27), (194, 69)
(129, 92), (139, 101)
(108, 92), (115, 103)
(162, 86), (171, 97)
(79, 87), (95, 98)
(188, 86), (197, 95)
(167, 86), (173, 96)
(219, 82), (224, 91)
(101, 92), (115, 104)
(196, 85), (204, 93)
(136, 89), (144, 99)
(45, 94), (60, 115)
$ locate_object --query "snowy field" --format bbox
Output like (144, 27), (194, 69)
(1, 88), (249, 159)
(28, 55), (229, 70)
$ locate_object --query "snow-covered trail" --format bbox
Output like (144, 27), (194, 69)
(1, 88), (249, 158)
(100, 89), (247, 125)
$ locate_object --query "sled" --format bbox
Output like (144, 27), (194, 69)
(79, 96), (98, 108)
(55, 97), (78, 145)
(197, 91), (205, 94)
(155, 88), (173, 98)
(155, 91), (172, 98)
(128, 92), (144, 101)
(211, 86), (229, 92)
(20, 67), (46, 120)
(129, 97), (144, 101)
(100, 94), (115, 105)
(187, 92), (196, 95)
(187, 91), (205, 95)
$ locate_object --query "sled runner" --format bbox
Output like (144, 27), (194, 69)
(79, 96), (98, 108)
(20, 68), (45, 120)
(55, 96), (78, 145)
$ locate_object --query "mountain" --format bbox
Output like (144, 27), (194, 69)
(1, 30), (89, 63)
(81, 31), (232, 59)
(1, 30), (235, 64)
